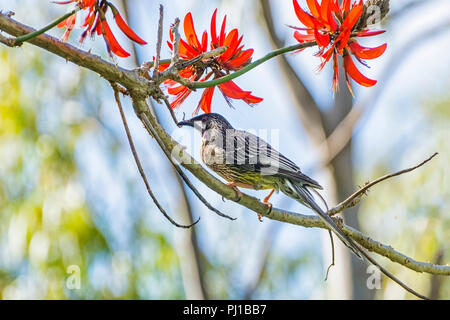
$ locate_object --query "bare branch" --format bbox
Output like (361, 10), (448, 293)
(0, 13), (151, 96)
(111, 82), (198, 228)
(355, 243), (429, 300)
(142, 46), (227, 71)
(170, 18), (181, 64)
(329, 153), (438, 216)
(152, 5), (164, 79)
(159, 91), (180, 126)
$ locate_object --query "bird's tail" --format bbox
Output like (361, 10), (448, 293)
(283, 179), (363, 260)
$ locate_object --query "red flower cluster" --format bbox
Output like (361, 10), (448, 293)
(159, 10), (263, 114)
(56, 0), (147, 57)
(292, 0), (387, 93)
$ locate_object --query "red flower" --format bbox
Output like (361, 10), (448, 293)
(56, 0), (147, 58)
(160, 10), (263, 114)
(292, 0), (387, 94)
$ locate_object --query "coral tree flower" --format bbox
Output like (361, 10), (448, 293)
(56, 0), (147, 58)
(160, 10), (263, 114)
(292, 0), (387, 94)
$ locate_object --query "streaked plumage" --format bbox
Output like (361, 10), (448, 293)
(178, 113), (362, 259)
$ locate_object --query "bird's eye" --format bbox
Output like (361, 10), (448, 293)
(202, 117), (207, 122)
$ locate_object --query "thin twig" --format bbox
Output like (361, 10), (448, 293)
(152, 4), (164, 79)
(328, 153), (439, 216)
(139, 111), (236, 221)
(142, 46), (227, 72)
(181, 42), (317, 89)
(170, 18), (180, 64)
(355, 243), (429, 300)
(2, 8), (79, 47)
(311, 188), (335, 280)
(159, 91), (179, 126)
(111, 82), (198, 228)
(325, 230), (335, 281)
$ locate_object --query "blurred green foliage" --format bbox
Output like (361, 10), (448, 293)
(359, 96), (450, 299)
(0, 47), (185, 299)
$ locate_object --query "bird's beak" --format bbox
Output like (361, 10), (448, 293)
(177, 119), (194, 127)
(177, 114), (204, 127)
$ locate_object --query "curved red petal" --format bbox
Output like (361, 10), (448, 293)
(168, 85), (188, 95)
(344, 54), (377, 87)
(336, 29), (351, 51)
(293, 0), (316, 29)
(320, 0), (331, 24)
(327, 0), (338, 31)
(201, 31), (208, 52)
(179, 39), (200, 58)
(332, 51), (339, 93)
(306, 0), (320, 17)
(349, 41), (387, 60)
(317, 46), (334, 72)
(356, 30), (386, 37)
(184, 12), (201, 51)
(211, 9), (218, 47)
(158, 63), (170, 72)
(114, 11), (147, 45)
(219, 15), (227, 46)
(171, 87), (192, 109)
(101, 20), (130, 57)
(244, 94), (263, 104)
(198, 87), (215, 113)
(57, 14), (72, 28)
(341, 3), (363, 30)
(227, 49), (253, 69)
(218, 81), (251, 99)
(314, 28), (330, 47)
(293, 31), (316, 43)
(220, 29), (239, 62)
(341, 0), (351, 14)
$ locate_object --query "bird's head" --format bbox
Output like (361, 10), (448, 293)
(178, 113), (233, 134)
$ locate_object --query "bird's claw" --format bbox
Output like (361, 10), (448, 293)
(227, 183), (243, 202)
(257, 213), (263, 222)
(257, 201), (272, 222)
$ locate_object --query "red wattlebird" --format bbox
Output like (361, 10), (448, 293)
(178, 113), (363, 259)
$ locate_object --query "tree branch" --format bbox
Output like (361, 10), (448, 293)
(131, 97), (449, 277)
(328, 153), (438, 216)
(1, 11), (448, 298)
(0, 13), (151, 97)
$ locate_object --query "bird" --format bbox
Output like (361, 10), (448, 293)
(178, 113), (362, 259)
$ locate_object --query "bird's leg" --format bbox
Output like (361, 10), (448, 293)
(226, 182), (248, 202)
(258, 189), (275, 222)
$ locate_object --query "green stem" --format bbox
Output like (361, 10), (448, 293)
(14, 8), (79, 45)
(190, 41), (316, 89)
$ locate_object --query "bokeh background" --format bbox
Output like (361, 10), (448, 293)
(0, 0), (449, 299)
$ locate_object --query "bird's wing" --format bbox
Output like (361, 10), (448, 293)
(227, 130), (323, 189)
